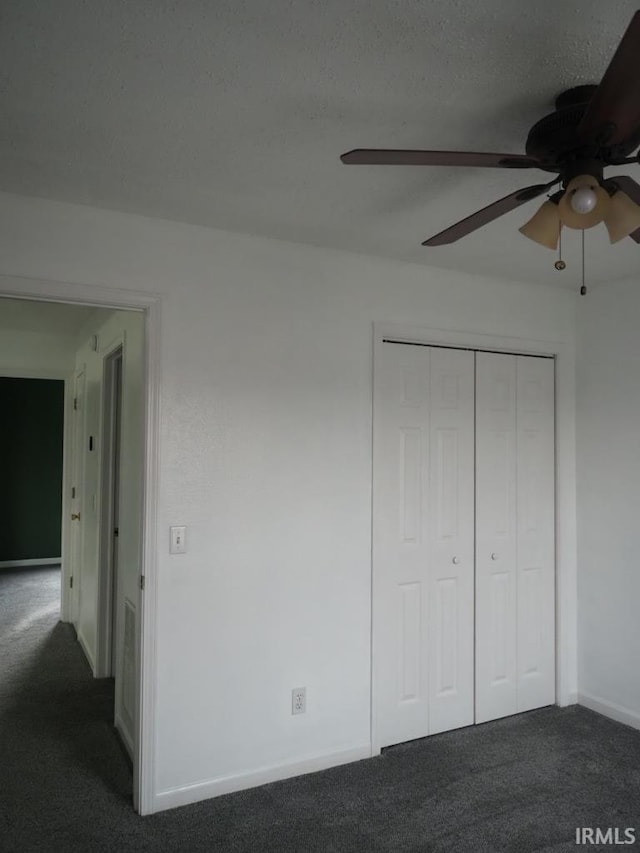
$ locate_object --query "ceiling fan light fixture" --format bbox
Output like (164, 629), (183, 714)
(570, 185), (598, 214)
(519, 200), (561, 250)
(603, 189), (640, 243)
(558, 174), (610, 229)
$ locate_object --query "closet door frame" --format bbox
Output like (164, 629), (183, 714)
(371, 323), (577, 756)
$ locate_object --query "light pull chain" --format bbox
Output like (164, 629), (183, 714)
(555, 225), (565, 271)
(580, 229), (587, 295)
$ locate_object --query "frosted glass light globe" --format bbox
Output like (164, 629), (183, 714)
(570, 186), (598, 214)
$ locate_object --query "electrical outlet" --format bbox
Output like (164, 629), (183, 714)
(291, 687), (306, 715)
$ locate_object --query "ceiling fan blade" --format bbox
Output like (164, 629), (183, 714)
(577, 12), (640, 147)
(608, 174), (640, 205)
(603, 176), (640, 243)
(422, 181), (557, 246)
(340, 149), (540, 169)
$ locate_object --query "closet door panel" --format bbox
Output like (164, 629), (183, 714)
(475, 352), (518, 724)
(373, 343), (431, 746)
(427, 347), (475, 734)
(516, 356), (555, 711)
(374, 343), (555, 744)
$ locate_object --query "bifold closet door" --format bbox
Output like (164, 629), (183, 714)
(475, 352), (555, 724)
(373, 343), (474, 748)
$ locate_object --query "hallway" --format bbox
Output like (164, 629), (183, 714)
(0, 566), (133, 850)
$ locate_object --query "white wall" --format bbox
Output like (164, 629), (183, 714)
(0, 191), (578, 811)
(576, 277), (640, 729)
(0, 328), (74, 376)
(0, 298), (95, 375)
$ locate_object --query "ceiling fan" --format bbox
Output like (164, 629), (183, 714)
(340, 12), (640, 249)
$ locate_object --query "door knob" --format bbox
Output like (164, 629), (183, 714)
(490, 552), (497, 560)
(71, 513), (81, 521)
(452, 556), (460, 565)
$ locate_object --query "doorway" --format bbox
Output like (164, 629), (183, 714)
(0, 285), (158, 814)
(0, 377), (65, 571)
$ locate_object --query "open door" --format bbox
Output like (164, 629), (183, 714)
(0, 291), (156, 814)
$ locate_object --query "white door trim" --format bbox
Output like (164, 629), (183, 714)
(96, 342), (124, 680)
(372, 322), (577, 753)
(0, 273), (161, 815)
(69, 365), (87, 628)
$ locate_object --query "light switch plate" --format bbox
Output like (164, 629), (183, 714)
(170, 526), (187, 554)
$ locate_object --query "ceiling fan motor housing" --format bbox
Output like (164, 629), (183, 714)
(526, 86), (640, 176)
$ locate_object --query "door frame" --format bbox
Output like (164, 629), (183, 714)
(69, 365), (87, 627)
(96, 343), (124, 679)
(371, 322), (577, 754)
(0, 274), (161, 816)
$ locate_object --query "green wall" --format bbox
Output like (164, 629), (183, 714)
(0, 378), (65, 562)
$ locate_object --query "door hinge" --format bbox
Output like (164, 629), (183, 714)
(73, 397), (78, 411)
(140, 575), (145, 591)
(114, 527), (119, 537)
(69, 575), (74, 589)
(71, 486), (76, 499)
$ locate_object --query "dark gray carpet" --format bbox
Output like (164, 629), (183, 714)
(1, 566), (639, 853)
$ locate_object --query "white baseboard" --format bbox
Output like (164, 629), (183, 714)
(558, 691), (578, 707)
(0, 557), (61, 569)
(154, 743), (372, 813)
(76, 628), (96, 675)
(578, 691), (640, 731)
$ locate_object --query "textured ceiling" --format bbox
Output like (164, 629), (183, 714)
(0, 298), (97, 336)
(1, 0), (639, 287)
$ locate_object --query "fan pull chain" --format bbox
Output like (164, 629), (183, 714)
(554, 225), (565, 271)
(580, 230), (587, 295)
